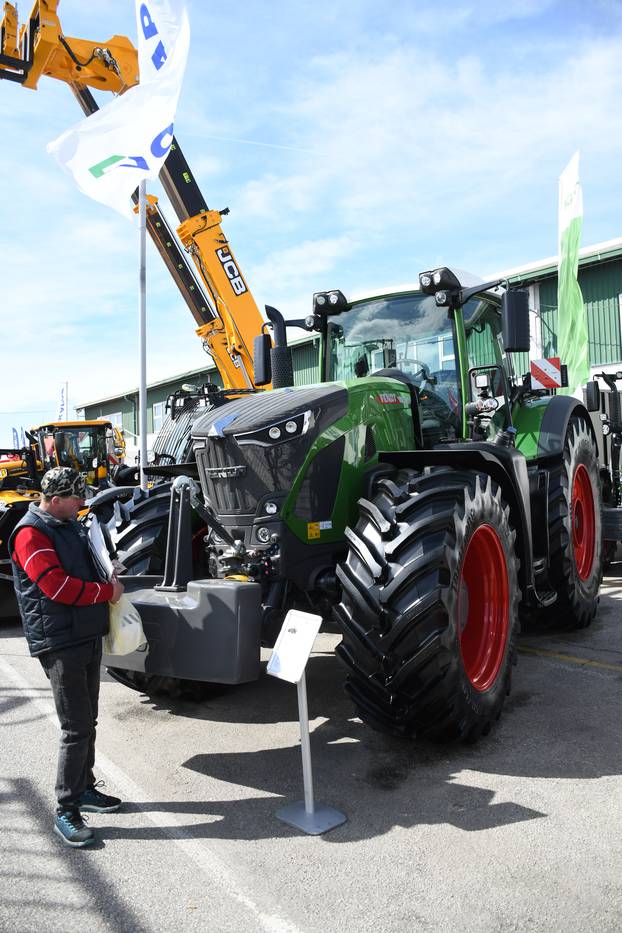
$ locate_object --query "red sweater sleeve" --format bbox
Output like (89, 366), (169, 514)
(12, 526), (114, 606)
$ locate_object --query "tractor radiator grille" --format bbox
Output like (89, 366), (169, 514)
(195, 436), (310, 515)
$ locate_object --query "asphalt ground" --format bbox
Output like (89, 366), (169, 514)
(1, 570), (622, 933)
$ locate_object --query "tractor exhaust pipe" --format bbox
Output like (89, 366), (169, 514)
(265, 305), (294, 388)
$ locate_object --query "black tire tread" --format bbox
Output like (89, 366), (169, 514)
(547, 415), (603, 629)
(334, 467), (520, 741)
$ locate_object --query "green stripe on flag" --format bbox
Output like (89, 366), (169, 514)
(557, 216), (589, 396)
(557, 153), (589, 397)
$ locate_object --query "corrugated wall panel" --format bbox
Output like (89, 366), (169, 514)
(292, 339), (321, 386)
(467, 328), (494, 367)
(539, 278), (558, 358)
(582, 261), (622, 364)
(538, 260), (622, 366)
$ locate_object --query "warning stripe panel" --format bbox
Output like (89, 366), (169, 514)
(530, 357), (562, 389)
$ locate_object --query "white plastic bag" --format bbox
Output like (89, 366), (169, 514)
(104, 594), (146, 655)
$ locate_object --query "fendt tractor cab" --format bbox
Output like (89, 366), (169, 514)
(95, 269), (605, 742)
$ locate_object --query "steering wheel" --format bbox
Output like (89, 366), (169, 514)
(397, 358), (435, 384)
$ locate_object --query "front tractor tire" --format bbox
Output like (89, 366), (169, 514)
(547, 414), (603, 628)
(334, 468), (520, 742)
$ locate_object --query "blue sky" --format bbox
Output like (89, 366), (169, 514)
(1, 0), (621, 445)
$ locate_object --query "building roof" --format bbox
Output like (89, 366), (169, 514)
(75, 363), (218, 410)
(491, 236), (622, 284)
(345, 239), (622, 303)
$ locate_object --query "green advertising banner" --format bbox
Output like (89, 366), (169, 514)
(557, 152), (589, 398)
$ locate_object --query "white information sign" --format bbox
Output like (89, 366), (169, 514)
(267, 610), (322, 684)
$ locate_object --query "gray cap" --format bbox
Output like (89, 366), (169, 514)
(40, 467), (87, 499)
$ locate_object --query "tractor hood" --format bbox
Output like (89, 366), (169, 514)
(192, 384), (347, 439)
(191, 384), (348, 521)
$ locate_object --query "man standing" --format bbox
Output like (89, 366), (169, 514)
(10, 466), (125, 847)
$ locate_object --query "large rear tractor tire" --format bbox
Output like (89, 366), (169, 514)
(334, 467), (520, 741)
(547, 415), (603, 628)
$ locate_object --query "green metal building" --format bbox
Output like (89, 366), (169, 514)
(502, 236), (622, 373)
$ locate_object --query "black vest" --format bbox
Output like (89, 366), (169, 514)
(9, 504), (109, 657)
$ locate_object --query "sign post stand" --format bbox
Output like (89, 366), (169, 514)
(268, 610), (347, 835)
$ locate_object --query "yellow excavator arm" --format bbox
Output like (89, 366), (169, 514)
(0, 0), (269, 391)
(0, 0), (137, 92)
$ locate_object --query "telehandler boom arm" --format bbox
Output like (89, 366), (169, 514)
(0, 0), (267, 391)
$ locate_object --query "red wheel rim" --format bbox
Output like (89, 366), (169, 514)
(572, 464), (596, 580)
(457, 524), (510, 692)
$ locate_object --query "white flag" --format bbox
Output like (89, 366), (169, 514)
(557, 151), (589, 398)
(47, 1), (190, 220)
(58, 385), (65, 420)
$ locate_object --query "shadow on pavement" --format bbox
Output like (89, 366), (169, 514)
(0, 778), (152, 933)
(96, 586), (622, 845)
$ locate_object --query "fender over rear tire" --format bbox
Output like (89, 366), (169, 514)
(334, 467), (520, 741)
(547, 415), (603, 628)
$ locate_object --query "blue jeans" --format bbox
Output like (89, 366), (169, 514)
(39, 639), (102, 812)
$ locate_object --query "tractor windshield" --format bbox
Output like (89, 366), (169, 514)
(329, 292), (469, 441)
(328, 290), (502, 443)
(330, 292), (457, 386)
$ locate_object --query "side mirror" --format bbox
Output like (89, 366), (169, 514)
(584, 380), (601, 412)
(253, 333), (272, 386)
(501, 289), (530, 352)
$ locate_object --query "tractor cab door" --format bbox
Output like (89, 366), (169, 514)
(464, 304), (514, 436)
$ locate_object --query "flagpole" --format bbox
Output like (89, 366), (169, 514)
(138, 179), (148, 490)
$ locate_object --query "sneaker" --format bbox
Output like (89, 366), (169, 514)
(54, 809), (95, 848)
(79, 781), (122, 813)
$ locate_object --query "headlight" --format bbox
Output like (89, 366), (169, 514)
(235, 410), (312, 447)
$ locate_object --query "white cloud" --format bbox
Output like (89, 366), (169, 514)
(231, 32), (622, 280)
(248, 234), (358, 302)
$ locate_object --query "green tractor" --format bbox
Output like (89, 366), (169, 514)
(94, 268), (604, 740)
